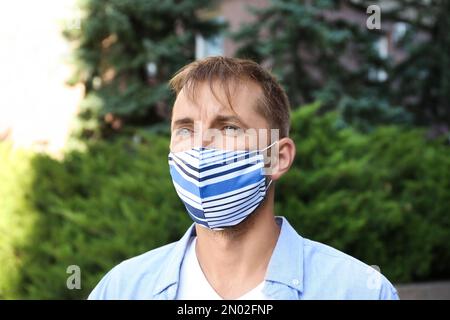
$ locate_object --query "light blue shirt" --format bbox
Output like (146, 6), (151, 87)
(88, 216), (399, 300)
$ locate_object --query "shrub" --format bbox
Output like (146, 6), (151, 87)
(6, 135), (190, 299)
(1, 104), (449, 299)
(0, 144), (36, 299)
(277, 103), (450, 282)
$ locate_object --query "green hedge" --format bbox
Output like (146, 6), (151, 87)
(0, 136), (191, 299)
(1, 104), (449, 299)
(0, 144), (36, 299)
(277, 103), (450, 283)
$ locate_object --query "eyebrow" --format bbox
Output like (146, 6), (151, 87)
(172, 117), (194, 129)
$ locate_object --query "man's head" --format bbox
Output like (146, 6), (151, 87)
(169, 56), (295, 180)
(168, 56), (296, 235)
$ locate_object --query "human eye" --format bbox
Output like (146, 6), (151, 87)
(175, 127), (192, 137)
(222, 125), (243, 136)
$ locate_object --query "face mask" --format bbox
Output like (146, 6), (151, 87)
(168, 142), (277, 230)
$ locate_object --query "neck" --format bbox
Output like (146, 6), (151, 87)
(194, 188), (280, 299)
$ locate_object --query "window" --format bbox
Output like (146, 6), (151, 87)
(195, 17), (225, 60)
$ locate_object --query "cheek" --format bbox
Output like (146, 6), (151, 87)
(216, 133), (264, 151)
(170, 136), (195, 152)
(216, 135), (244, 150)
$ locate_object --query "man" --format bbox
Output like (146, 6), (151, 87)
(88, 56), (399, 300)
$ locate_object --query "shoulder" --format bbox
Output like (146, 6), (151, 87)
(301, 238), (399, 300)
(88, 242), (177, 300)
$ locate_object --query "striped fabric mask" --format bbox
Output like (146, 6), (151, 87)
(168, 142), (276, 230)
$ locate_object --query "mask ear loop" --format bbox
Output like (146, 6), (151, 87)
(258, 140), (279, 190)
(266, 178), (273, 190)
(259, 140), (278, 153)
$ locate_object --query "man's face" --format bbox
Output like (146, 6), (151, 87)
(170, 80), (276, 154)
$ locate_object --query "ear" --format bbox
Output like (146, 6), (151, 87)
(269, 137), (296, 181)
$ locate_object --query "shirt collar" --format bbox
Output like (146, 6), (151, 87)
(153, 222), (196, 295)
(153, 216), (304, 296)
(264, 216), (304, 293)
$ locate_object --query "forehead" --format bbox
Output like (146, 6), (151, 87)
(171, 79), (263, 121)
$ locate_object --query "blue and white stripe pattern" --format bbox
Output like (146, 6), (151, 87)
(168, 147), (271, 230)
